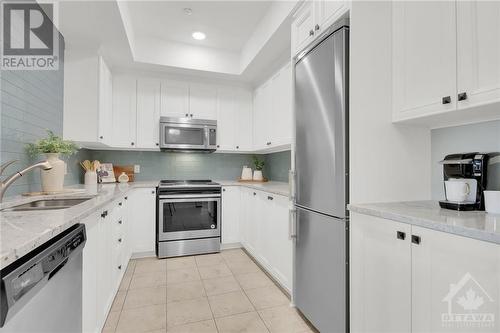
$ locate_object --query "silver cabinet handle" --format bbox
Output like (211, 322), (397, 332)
(309, 30), (314, 36)
(289, 208), (297, 239)
(267, 196), (273, 200)
(442, 96), (451, 104)
(315, 24), (320, 31)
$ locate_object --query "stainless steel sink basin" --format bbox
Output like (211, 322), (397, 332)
(2, 198), (92, 212)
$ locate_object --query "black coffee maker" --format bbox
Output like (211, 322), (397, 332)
(439, 153), (489, 211)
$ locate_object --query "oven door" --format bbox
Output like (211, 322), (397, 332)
(160, 123), (208, 150)
(158, 196), (221, 241)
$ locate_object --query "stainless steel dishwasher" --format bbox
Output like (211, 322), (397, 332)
(0, 224), (86, 333)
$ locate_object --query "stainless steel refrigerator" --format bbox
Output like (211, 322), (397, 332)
(293, 19), (349, 333)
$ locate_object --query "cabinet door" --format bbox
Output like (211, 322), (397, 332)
(221, 186), (240, 244)
(98, 56), (113, 145)
(270, 63), (293, 146)
(291, 2), (315, 55)
(161, 80), (189, 118)
(216, 88), (236, 151)
(82, 212), (100, 333)
(253, 82), (271, 149)
(234, 89), (253, 151)
(350, 213), (412, 333)
(411, 226), (500, 333)
(314, 0), (347, 32)
(457, 1), (500, 109)
(136, 79), (161, 149)
(96, 206), (113, 328)
(246, 190), (261, 255)
(392, 1), (457, 121)
(129, 188), (156, 254)
(112, 75), (137, 148)
(190, 84), (217, 120)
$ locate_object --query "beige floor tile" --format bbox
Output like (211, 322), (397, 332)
(116, 304), (166, 333)
(129, 272), (167, 290)
(221, 249), (249, 263)
(119, 272), (133, 291)
(110, 290), (127, 312)
(166, 266), (200, 285)
(202, 275), (241, 296)
(197, 262), (232, 280)
(208, 290), (255, 318)
(195, 253), (225, 267)
(102, 311), (120, 332)
(215, 312), (269, 333)
(225, 259), (260, 275)
(245, 286), (289, 310)
(235, 271), (274, 290)
(166, 256), (197, 271)
(167, 280), (206, 303)
(166, 298), (212, 328)
(167, 319), (218, 333)
(123, 286), (167, 309)
(135, 258), (167, 274)
(258, 306), (311, 333)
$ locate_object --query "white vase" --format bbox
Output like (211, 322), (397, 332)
(84, 171), (97, 185)
(253, 170), (263, 181)
(41, 153), (66, 192)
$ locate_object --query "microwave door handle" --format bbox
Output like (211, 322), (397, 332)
(204, 127), (209, 148)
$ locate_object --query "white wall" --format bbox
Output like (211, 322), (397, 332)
(349, 1), (431, 204)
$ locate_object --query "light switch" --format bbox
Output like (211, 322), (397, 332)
(134, 165), (140, 173)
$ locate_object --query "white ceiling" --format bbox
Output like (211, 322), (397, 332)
(126, 1), (272, 52)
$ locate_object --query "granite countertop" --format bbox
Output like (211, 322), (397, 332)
(0, 180), (289, 269)
(348, 201), (500, 245)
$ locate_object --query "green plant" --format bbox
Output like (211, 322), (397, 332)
(252, 155), (265, 171)
(26, 130), (78, 157)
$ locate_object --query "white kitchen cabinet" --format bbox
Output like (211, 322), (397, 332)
(189, 84), (217, 120)
(161, 80), (190, 118)
(82, 211), (100, 333)
(350, 213), (412, 333)
(411, 225), (500, 333)
(291, 0), (349, 56)
(136, 79), (161, 149)
(129, 188), (156, 255)
(221, 186), (241, 245)
(392, 1), (457, 121)
(64, 54), (113, 147)
(291, 2), (315, 56)
(112, 75), (137, 148)
(351, 212), (500, 333)
(234, 89), (253, 151)
(456, 1), (500, 110)
(252, 84), (269, 150)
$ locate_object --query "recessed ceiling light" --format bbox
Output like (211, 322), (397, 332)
(183, 8), (192, 15)
(192, 32), (206, 40)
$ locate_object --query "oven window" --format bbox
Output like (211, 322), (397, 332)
(162, 201), (218, 232)
(164, 126), (204, 145)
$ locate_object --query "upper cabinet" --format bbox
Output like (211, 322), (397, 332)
(291, 0), (349, 56)
(136, 78), (161, 149)
(64, 55), (113, 147)
(189, 84), (218, 120)
(392, 0), (500, 127)
(253, 62), (293, 152)
(112, 75), (137, 149)
(160, 80), (189, 118)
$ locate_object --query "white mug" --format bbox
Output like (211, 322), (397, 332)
(445, 180), (470, 202)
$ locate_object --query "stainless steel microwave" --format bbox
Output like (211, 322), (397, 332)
(159, 117), (217, 152)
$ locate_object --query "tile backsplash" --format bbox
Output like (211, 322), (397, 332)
(431, 120), (500, 200)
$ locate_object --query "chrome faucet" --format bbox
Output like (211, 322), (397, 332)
(0, 160), (52, 202)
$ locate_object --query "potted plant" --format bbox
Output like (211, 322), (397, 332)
(26, 130), (78, 192)
(252, 155), (265, 181)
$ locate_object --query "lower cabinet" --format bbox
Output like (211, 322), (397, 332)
(82, 188), (156, 333)
(221, 186), (241, 245)
(350, 212), (500, 333)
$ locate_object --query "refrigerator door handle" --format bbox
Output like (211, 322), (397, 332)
(289, 170), (295, 200)
(289, 208), (297, 239)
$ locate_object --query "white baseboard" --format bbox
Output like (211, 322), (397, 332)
(221, 242), (242, 250)
(131, 251), (156, 259)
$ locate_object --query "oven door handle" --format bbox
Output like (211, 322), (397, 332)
(158, 194), (221, 199)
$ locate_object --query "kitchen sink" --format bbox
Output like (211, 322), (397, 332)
(2, 198), (92, 212)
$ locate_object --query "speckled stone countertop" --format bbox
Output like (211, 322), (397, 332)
(0, 180), (289, 269)
(348, 201), (500, 245)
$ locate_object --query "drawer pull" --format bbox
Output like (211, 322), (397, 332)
(118, 220), (123, 225)
(124, 196), (128, 200)
(118, 238), (122, 243)
(411, 235), (421, 245)
(458, 92), (467, 101)
(118, 265), (122, 270)
(267, 196), (274, 200)
(101, 210), (108, 218)
(118, 202), (122, 206)
(442, 96), (451, 104)
(396, 231), (406, 240)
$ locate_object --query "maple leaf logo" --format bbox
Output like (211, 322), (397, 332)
(457, 289), (484, 311)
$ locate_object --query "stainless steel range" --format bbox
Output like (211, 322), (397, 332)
(157, 180), (221, 258)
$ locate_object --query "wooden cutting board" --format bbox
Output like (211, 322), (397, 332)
(113, 165), (135, 182)
(237, 178), (269, 183)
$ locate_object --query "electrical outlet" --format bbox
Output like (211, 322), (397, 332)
(134, 165), (140, 173)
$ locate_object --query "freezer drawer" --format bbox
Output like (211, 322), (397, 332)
(294, 206), (347, 333)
